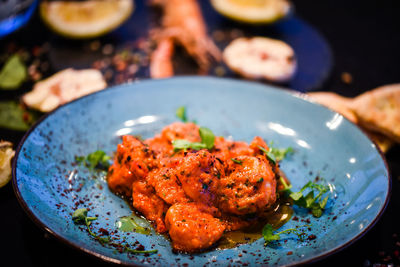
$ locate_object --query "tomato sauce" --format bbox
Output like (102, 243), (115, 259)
(107, 122), (283, 252)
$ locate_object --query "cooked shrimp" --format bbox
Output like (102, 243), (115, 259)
(149, 38), (175, 79)
(147, 167), (189, 205)
(165, 202), (226, 252)
(131, 180), (168, 233)
(108, 135), (153, 196)
(150, 0), (221, 78)
(218, 155), (277, 215)
(213, 136), (253, 162)
(173, 150), (224, 209)
(108, 122), (281, 253)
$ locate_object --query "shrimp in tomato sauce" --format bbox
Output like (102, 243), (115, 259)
(107, 122), (281, 252)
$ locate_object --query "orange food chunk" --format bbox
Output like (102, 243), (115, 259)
(218, 155), (277, 215)
(165, 203), (226, 252)
(107, 122), (280, 252)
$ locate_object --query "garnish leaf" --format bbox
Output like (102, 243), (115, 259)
(258, 145), (276, 164)
(231, 158), (243, 165)
(72, 208), (109, 244)
(279, 176), (292, 192)
(199, 127), (215, 149)
(259, 144), (294, 164)
(72, 208), (157, 254)
(262, 224), (281, 244)
(173, 127), (215, 151)
(0, 54), (27, 89)
(269, 146), (294, 162)
(284, 180), (330, 218)
(172, 139), (207, 151)
(76, 150), (111, 170)
(320, 195), (329, 209)
(289, 191), (303, 201)
(263, 224), (305, 246)
(175, 106), (187, 122)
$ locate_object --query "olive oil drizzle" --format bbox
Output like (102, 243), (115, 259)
(217, 198), (293, 249)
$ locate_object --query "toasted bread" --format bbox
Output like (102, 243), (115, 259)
(352, 84), (400, 143)
(307, 92), (358, 123)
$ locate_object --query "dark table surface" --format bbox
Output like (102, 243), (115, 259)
(1, 0), (400, 266)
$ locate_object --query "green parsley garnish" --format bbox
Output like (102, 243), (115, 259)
(116, 215), (151, 235)
(172, 127), (215, 151)
(258, 145), (277, 164)
(0, 54), (27, 90)
(72, 208), (109, 244)
(231, 158), (243, 165)
(75, 150), (111, 170)
(73, 208), (157, 254)
(175, 106), (188, 122)
(280, 177), (330, 218)
(258, 145), (294, 165)
(262, 224), (306, 246)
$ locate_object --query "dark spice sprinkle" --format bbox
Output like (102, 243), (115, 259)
(308, 234), (317, 240)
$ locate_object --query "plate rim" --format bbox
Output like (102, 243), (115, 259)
(12, 76), (392, 266)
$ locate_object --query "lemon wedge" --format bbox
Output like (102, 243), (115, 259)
(0, 141), (14, 188)
(40, 0), (134, 39)
(210, 0), (292, 24)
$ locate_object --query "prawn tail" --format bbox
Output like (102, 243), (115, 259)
(150, 38), (175, 79)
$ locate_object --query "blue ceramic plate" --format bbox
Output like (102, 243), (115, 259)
(13, 77), (390, 266)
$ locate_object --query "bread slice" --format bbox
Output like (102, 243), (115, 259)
(352, 84), (400, 143)
(307, 92), (358, 123)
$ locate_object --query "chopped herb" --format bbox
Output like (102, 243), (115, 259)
(175, 106), (188, 122)
(199, 127), (215, 149)
(172, 139), (207, 151)
(0, 54), (27, 90)
(282, 179), (330, 218)
(72, 208), (109, 244)
(262, 224), (306, 246)
(269, 146), (294, 162)
(231, 158), (243, 165)
(202, 183), (209, 190)
(75, 150), (111, 170)
(257, 177), (264, 183)
(258, 146), (276, 165)
(124, 246), (158, 254)
(116, 215), (151, 235)
(73, 209), (157, 254)
(279, 176), (292, 192)
(258, 145), (294, 164)
(172, 127), (215, 151)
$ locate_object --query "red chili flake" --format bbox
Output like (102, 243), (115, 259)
(136, 244), (145, 251)
(99, 228), (110, 235)
(238, 254), (243, 257)
(308, 234), (317, 240)
(287, 251), (293, 255)
(260, 52), (269, 60)
(394, 250), (399, 258)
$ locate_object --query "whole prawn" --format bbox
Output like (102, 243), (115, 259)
(149, 0), (221, 78)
